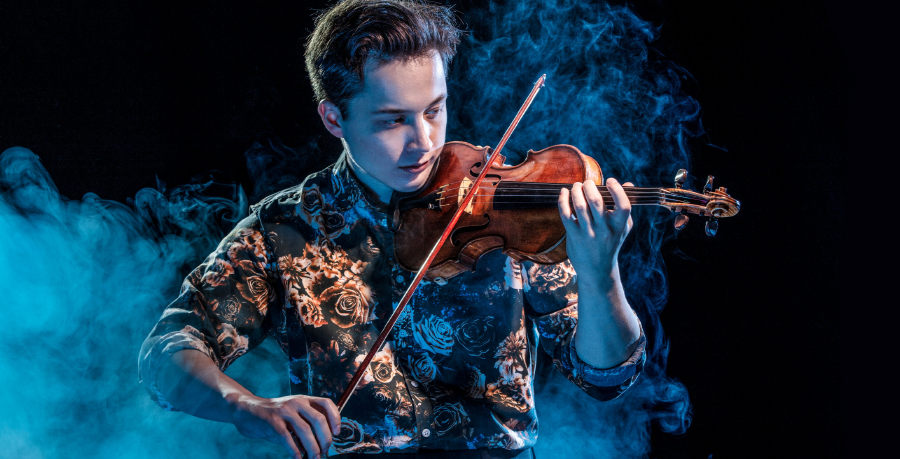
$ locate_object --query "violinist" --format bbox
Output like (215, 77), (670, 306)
(139, 1), (645, 458)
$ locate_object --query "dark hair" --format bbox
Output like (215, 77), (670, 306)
(305, 0), (462, 119)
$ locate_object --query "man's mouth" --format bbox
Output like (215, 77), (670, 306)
(399, 161), (430, 174)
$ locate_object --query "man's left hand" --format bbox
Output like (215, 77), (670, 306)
(558, 178), (634, 284)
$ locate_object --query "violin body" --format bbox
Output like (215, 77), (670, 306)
(394, 141), (601, 281)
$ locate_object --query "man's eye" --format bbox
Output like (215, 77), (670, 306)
(386, 117), (404, 126)
(426, 106), (443, 117)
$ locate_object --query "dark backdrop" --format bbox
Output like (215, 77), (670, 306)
(1, 0), (845, 457)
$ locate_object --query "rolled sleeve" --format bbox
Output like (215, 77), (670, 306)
(138, 315), (216, 410)
(568, 329), (645, 395)
(523, 259), (646, 401)
(137, 215), (278, 409)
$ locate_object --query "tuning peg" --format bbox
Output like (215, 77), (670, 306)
(674, 213), (689, 230)
(704, 175), (715, 193)
(705, 217), (718, 236)
(674, 169), (688, 189)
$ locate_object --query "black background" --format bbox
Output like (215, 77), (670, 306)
(1, 0), (846, 457)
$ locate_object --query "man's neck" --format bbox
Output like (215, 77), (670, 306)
(343, 150), (394, 208)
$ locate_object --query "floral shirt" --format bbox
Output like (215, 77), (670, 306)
(139, 153), (646, 455)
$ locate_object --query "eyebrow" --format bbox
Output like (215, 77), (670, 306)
(371, 94), (446, 115)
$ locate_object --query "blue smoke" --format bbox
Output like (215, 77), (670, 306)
(0, 147), (287, 458)
(446, 0), (698, 456)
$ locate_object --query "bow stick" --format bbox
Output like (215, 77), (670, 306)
(337, 74), (547, 412)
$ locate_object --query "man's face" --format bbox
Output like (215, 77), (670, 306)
(328, 52), (447, 204)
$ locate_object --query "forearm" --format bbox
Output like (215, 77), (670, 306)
(156, 349), (254, 424)
(573, 266), (642, 369)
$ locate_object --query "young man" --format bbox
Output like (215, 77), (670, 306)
(139, 1), (644, 458)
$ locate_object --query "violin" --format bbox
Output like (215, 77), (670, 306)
(392, 140), (741, 281)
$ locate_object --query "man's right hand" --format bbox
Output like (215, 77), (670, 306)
(155, 350), (342, 459)
(230, 394), (341, 459)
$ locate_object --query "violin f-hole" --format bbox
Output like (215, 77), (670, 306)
(451, 213), (491, 246)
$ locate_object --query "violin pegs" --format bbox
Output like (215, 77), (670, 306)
(704, 175), (715, 193)
(674, 169), (688, 189)
(705, 217), (719, 236)
(674, 214), (689, 230)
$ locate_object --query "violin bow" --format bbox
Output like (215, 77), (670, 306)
(336, 74), (547, 412)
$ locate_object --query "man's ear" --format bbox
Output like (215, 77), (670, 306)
(317, 100), (344, 138)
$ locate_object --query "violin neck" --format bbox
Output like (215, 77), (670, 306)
(493, 182), (665, 209)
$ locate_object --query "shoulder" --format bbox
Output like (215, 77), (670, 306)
(249, 165), (339, 224)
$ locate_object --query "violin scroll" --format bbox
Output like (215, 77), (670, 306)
(662, 169), (740, 235)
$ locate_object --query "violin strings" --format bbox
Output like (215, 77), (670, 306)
(433, 194), (677, 202)
(433, 193), (708, 207)
(436, 200), (667, 205)
(432, 190), (695, 200)
(434, 185), (686, 198)
(434, 188), (678, 199)
(435, 180), (667, 192)
(436, 201), (671, 210)
(433, 192), (704, 201)
(434, 178), (665, 188)
(418, 180), (714, 210)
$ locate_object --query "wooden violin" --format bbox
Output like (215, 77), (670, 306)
(393, 140), (741, 281)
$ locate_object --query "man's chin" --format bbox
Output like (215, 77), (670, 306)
(393, 165), (437, 194)
(393, 179), (429, 195)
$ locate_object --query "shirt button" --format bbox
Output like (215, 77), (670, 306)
(396, 274), (404, 283)
(409, 380), (419, 387)
(422, 429), (431, 438)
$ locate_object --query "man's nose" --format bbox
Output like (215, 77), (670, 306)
(408, 117), (433, 154)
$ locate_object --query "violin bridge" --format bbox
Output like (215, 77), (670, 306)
(458, 177), (475, 214)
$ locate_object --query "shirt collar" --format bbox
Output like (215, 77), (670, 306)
(332, 150), (393, 214)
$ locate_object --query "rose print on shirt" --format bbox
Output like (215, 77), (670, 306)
(288, 288), (326, 327)
(373, 384), (413, 417)
(408, 353), (437, 384)
(236, 274), (273, 316)
(209, 296), (241, 323)
(299, 184), (350, 242)
(201, 258), (234, 287)
(280, 241), (371, 328)
(336, 330), (358, 352)
(527, 260), (576, 293)
(370, 344), (397, 384)
(321, 280), (372, 328)
(332, 417), (382, 454)
(359, 342), (397, 386)
(413, 315), (454, 356)
(454, 316), (496, 358)
(463, 364), (487, 398)
(300, 184), (323, 215)
(227, 228), (268, 272)
(216, 323), (249, 371)
(433, 402), (470, 436)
